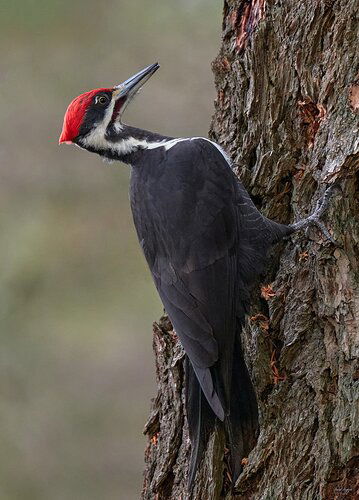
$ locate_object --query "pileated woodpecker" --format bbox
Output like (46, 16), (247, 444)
(59, 63), (336, 489)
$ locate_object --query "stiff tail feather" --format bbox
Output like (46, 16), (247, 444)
(225, 333), (259, 483)
(185, 334), (259, 490)
(185, 356), (217, 490)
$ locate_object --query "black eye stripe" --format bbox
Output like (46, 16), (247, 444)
(77, 91), (113, 138)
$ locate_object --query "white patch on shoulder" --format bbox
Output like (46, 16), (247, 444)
(156, 138), (187, 150)
(194, 137), (232, 166)
(145, 136), (232, 167)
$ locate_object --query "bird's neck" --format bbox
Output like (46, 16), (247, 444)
(109, 124), (172, 145)
(79, 124), (174, 165)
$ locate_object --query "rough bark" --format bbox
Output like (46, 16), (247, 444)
(142, 1), (359, 499)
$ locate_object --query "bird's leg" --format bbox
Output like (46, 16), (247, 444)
(289, 184), (340, 245)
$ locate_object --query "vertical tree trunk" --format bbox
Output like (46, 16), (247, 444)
(142, 1), (359, 499)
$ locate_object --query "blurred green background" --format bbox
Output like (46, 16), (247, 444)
(0, 1), (221, 499)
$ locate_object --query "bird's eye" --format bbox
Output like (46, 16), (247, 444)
(95, 95), (109, 105)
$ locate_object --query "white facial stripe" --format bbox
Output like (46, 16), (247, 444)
(81, 99), (116, 150)
(113, 121), (124, 133)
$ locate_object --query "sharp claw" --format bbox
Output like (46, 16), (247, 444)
(289, 183), (341, 245)
(312, 220), (339, 246)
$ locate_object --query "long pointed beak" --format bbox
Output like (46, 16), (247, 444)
(113, 63), (160, 99)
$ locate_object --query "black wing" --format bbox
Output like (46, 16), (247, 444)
(131, 138), (289, 417)
(130, 138), (291, 485)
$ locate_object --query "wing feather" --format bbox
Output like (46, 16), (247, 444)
(130, 138), (290, 416)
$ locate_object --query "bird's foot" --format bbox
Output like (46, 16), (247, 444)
(289, 184), (340, 245)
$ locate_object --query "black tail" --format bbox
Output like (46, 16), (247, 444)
(185, 356), (217, 489)
(225, 333), (259, 483)
(185, 334), (259, 490)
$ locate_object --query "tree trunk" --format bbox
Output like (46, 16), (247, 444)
(142, 1), (359, 499)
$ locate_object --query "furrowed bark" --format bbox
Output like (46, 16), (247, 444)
(142, 1), (359, 499)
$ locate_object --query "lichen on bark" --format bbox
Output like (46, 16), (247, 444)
(142, 1), (359, 499)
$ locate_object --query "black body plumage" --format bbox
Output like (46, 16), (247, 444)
(124, 134), (292, 486)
